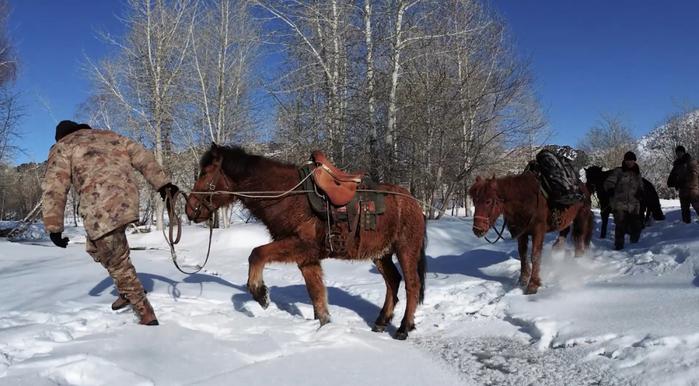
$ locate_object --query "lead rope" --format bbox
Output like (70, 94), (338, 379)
(161, 164), (501, 272)
(483, 191), (541, 244)
(160, 166), (321, 275)
(162, 190), (213, 275)
(484, 218), (508, 244)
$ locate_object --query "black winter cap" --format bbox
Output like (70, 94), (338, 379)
(623, 151), (637, 161)
(675, 145), (686, 154)
(55, 120), (92, 142)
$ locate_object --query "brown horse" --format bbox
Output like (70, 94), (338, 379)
(469, 172), (593, 294)
(185, 144), (427, 340)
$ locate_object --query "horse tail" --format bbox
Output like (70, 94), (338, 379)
(418, 215), (427, 304)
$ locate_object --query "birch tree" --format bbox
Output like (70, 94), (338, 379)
(258, 0), (355, 164)
(0, 0), (18, 164)
(88, 0), (196, 229)
(578, 114), (636, 170)
(0, 0), (14, 86)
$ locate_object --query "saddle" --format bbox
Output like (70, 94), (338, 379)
(310, 151), (365, 206)
(299, 153), (385, 255)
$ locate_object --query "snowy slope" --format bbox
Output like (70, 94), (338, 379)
(2, 200), (699, 385)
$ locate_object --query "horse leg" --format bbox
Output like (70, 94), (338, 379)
(584, 210), (593, 250)
(394, 246), (421, 340)
(572, 209), (590, 257)
(247, 237), (314, 309)
(600, 208), (610, 239)
(298, 261), (331, 326)
(372, 253), (401, 333)
(525, 228), (545, 295)
(517, 235), (531, 289)
(553, 227), (569, 251)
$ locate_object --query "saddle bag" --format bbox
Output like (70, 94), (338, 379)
(528, 149), (584, 206)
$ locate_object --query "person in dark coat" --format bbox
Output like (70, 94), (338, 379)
(667, 145), (699, 223)
(604, 151), (644, 250)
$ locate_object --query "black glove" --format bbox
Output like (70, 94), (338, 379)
(158, 183), (180, 201)
(49, 232), (69, 248)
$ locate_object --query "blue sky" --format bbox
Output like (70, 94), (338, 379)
(6, 0), (699, 164)
(8, 0), (124, 164)
(496, 0), (699, 143)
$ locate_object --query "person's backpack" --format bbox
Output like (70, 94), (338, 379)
(528, 149), (584, 206)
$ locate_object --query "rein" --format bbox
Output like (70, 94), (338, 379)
(161, 162), (479, 274)
(476, 189), (540, 244)
(162, 190), (214, 275)
(483, 218), (508, 244)
(160, 166), (320, 275)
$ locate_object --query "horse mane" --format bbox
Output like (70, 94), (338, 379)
(470, 173), (540, 202)
(200, 145), (294, 179)
(497, 173), (540, 201)
(584, 165), (612, 190)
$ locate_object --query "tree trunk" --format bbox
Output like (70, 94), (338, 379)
(386, 0), (407, 183)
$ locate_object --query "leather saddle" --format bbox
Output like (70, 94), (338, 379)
(310, 151), (365, 206)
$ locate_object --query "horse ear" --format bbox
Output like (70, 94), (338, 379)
(491, 174), (496, 180)
(475, 175), (482, 184)
(210, 142), (222, 157)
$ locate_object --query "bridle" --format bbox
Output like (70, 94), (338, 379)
(473, 197), (507, 244)
(189, 162), (232, 221)
(164, 161), (232, 275)
(473, 189), (540, 244)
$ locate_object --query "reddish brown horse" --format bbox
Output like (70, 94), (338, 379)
(185, 144), (427, 340)
(469, 173), (593, 294)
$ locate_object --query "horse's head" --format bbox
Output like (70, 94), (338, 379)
(584, 165), (603, 193)
(469, 175), (503, 238)
(186, 143), (235, 223)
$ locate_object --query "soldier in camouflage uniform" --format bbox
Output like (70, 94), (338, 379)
(604, 151), (644, 250)
(42, 120), (179, 325)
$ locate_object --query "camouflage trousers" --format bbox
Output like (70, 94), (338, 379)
(86, 226), (147, 308)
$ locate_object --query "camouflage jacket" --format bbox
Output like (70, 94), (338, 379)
(41, 129), (170, 239)
(603, 164), (643, 214)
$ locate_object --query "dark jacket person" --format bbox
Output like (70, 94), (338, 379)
(42, 120), (179, 325)
(667, 145), (699, 223)
(604, 151), (644, 250)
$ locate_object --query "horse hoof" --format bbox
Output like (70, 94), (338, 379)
(316, 313), (331, 326)
(393, 330), (408, 340)
(372, 323), (387, 333)
(524, 286), (539, 295)
(518, 277), (530, 288)
(249, 284), (270, 309)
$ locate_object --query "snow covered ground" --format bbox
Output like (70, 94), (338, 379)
(1, 199), (699, 385)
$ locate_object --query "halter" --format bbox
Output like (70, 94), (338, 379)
(164, 161), (232, 275)
(473, 189), (540, 244)
(189, 162), (232, 221)
(472, 197), (504, 233)
(472, 196), (508, 244)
